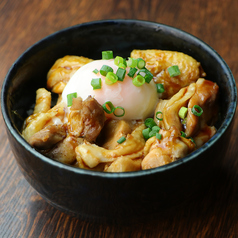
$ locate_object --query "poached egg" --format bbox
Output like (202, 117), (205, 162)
(62, 59), (158, 120)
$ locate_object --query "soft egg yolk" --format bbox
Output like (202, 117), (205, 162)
(62, 59), (159, 120)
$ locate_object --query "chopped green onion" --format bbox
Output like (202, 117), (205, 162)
(188, 137), (196, 145)
(156, 133), (162, 140)
(113, 106), (125, 117)
(152, 126), (161, 133)
(102, 101), (115, 114)
(137, 58), (146, 69)
(149, 125), (161, 137)
(117, 136), (126, 144)
(138, 69), (153, 83)
(144, 118), (157, 129)
(100, 65), (113, 76)
(114, 56), (124, 66)
(67, 92), (77, 107)
(116, 68), (126, 81)
(149, 130), (157, 138)
(118, 63), (126, 69)
(132, 75), (145, 87)
(127, 57), (137, 67)
(167, 65), (181, 77)
(142, 128), (151, 140)
(127, 67), (137, 77)
(181, 131), (187, 137)
(156, 111), (163, 121)
(102, 50), (113, 60)
(93, 69), (99, 74)
(91, 78), (101, 90)
(105, 72), (118, 85)
(182, 118), (187, 125)
(178, 107), (188, 119)
(156, 83), (165, 93)
(123, 58), (127, 67)
(191, 105), (203, 116)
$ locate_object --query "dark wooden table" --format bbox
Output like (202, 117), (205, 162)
(1, 0), (238, 237)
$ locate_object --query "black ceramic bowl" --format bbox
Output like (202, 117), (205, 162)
(1, 19), (237, 222)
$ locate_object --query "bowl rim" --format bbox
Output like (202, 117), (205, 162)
(1, 19), (237, 178)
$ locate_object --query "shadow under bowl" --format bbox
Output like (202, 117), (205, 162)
(1, 19), (237, 222)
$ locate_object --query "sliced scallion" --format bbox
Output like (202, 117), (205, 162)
(181, 131), (187, 137)
(102, 101), (115, 114)
(114, 56), (124, 66)
(116, 68), (126, 81)
(100, 65), (113, 76)
(137, 58), (146, 69)
(144, 118), (157, 129)
(132, 75), (145, 87)
(113, 106), (125, 117)
(118, 63), (126, 69)
(91, 78), (101, 90)
(167, 65), (181, 77)
(142, 128), (151, 140)
(191, 105), (203, 116)
(156, 83), (165, 93)
(127, 57), (137, 68)
(156, 133), (162, 140)
(127, 67), (137, 78)
(102, 50), (113, 60)
(117, 136), (126, 144)
(178, 107), (188, 119)
(67, 92), (77, 107)
(138, 69), (153, 83)
(156, 111), (163, 121)
(105, 72), (118, 85)
(93, 69), (99, 74)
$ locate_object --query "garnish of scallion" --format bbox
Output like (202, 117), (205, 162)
(156, 111), (163, 121)
(156, 83), (165, 93)
(167, 65), (181, 77)
(137, 58), (146, 69)
(114, 56), (124, 66)
(117, 136), (126, 144)
(132, 75), (145, 87)
(91, 78), (101, 90)
(100, 65), (113, 76)
(191, 105), (203, 116)
(138, 69), (153, 83)
(127, 57), (137, 68)
(178, 107), (188, 119)
(127, 67), (137, 78)
(113, 106), (125, 117)
(102, 101), (115, 114)
(67, 92), (77, 107)
(102, 50), (113, 60)
(105, 72), (118, 85)
(116, 68), (126, 81)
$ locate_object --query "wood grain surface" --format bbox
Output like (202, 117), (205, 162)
(0, 0), (238, 237)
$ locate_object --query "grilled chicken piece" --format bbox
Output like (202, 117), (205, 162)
(154, 83), (196, 130)
(28, 124), (66, 150)
(142, 126), (195, 170)
(75, 124), (145, 169)
(44, 135), (84, 164)
(99, 119), (132, 150)
(33, 88), (51, 114)
(104, 157), (142, 172)
(22, 101), (65, 142)
(185, 78), (219, 137)
(68, 96), (106, 142)
(131, 49), (205, 99)
(47, 55), (93, 94)
(193, 126), (216, 148)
